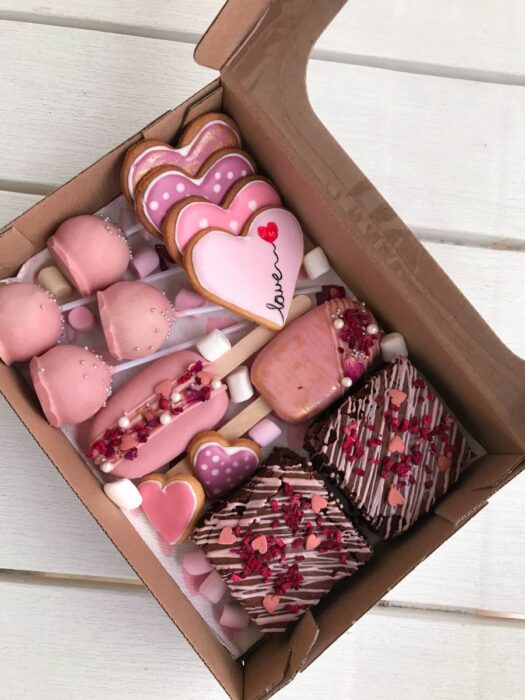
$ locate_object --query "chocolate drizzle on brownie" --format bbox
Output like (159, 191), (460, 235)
(192, 449), (372, 634)
(305, 358), (477, 539)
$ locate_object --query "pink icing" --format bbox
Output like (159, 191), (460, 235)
(193, 443), (260, 499)
(97, 281), (174, 360)
(251, 299), (381, 423)
(141, 152), (255, 234)
(128, 119), (240, 198)
(84, 350), (228, 479)
(0, 283), (62, 365)
(138, 478), (199, 545)
(173, 179), (281, 256)
(188, 208), (304, 329)
(30, 345), (112, 427)
(48, 215), (131, 296)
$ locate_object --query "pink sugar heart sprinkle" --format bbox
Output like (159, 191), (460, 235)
(120, 434), (139, 451)
(251, 535), (268, 554)
(388, 435), (405, 454)
(389, 388), (407, 407)
(218, 526), (236, 546)
(311, 495), (328, 513)
(387, 487), (405, 507)
(305, 534), (321, 551)
(262, 594), (281, 614)
(437, 455), (452, 472)
(154, 379), (172, 396)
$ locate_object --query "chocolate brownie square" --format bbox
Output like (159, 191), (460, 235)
(192, 449), (372, 633)
(305, 357), (477, 539)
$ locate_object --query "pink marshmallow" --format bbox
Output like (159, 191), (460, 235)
(129, 246), (160, 278)
(182, 549), (214, 576)
(182, 569), (211, 597)
(199, 569), (227, 603)
(220, 603), (250, 630)
(174, 286), (206, 311)
(248, 417), (282, 446)
(67, 305), (96, 332)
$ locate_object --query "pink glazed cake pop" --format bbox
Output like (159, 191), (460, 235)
(98, 281), (174, 360)
(47, 215), (131, 296)
(0, 283), (63, 365)
(30, 345), (112, 427)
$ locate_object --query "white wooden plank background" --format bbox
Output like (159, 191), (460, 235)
(0, 2), (524, 698)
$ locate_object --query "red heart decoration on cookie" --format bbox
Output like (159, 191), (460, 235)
(185, 208), (304, 330)
(257, 221), (279, 244)
(251, 535), (268, 554)
(305, 534), (322, 551)
(218, 526), (237, 545)
(388, 435), (405, 454)
(311, 495), (328, 513)
(138, 475), (204, 544)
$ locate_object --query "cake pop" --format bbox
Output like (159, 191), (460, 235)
(0, 282), (63, 365)
(47, 215), (131, 296)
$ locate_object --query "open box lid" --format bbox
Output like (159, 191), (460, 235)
(194, 0), (525, 456)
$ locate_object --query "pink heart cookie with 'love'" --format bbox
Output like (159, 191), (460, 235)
(185, 207), (304, 330)
(121, 112), (241, 200)
(135, 149), (256, 238)
(163, 176), (282, 262)
(138, 474), (205, 544)
(188, 431), (261, 499)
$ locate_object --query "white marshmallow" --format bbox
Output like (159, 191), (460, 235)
(103, 479), (142, 510)
(226, 365), (254, 403)
(302, 246), (330, 280)
(380, 332), (409, 363)
(196, 328), (232, 362)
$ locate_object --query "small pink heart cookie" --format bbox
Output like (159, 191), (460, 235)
(188, 431), (261, 500)
(134, 148), (256, 238)
(162, 176), (282, 262)
(121, 112), (241, 201)
(138, 474), (205, 544)
(184, 207), (304, 330)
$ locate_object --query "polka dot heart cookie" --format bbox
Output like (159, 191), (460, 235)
(134, 148), (256, 239)
(188, 431), (261, 499)
(162, 175), (282, 263)
(120, 112), (241, 201)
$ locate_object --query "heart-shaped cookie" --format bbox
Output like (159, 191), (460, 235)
(134, 149), (256, 238)
(184, 207), (304, 330)
(162, 176), (281, 262)
(121, 112), (241, 201)
(138, 474), (205, 544)
(188, 431), (261, 499)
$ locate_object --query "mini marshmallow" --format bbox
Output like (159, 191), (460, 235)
(381, 332), (409, 363)
(37, 266), (73, 301)
(248, 417), (282, 446)
(129, 246), (160, 278)
(174, 286), (207, 311)
(303, 246), (330, 280)
(103, 478), (143, 510)
(182, 549), (214, 576)
(220, 603), (250, 630)
(199, 569), (227, 604)
(226, 365), (254, 403)
(182, 568), (210, 597)
(68, 305), (96, 332)
(196, 328), (232, 362)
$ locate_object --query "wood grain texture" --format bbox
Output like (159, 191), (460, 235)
(0, 22), (525, 248)
(0, 579), (523, 699)
(1, 1), (524, 81)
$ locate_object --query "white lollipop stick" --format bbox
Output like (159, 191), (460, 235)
(109, 320), (250, 375)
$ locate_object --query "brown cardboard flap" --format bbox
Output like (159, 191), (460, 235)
(194, 0), (272, 70)
(435, 453), (525, 525)
(220, 0), (525, 453)
(0, 226), (38, 276)
(244, 611), (319, 700)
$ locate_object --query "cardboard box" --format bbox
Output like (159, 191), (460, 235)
(1, 1), (524, 698)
